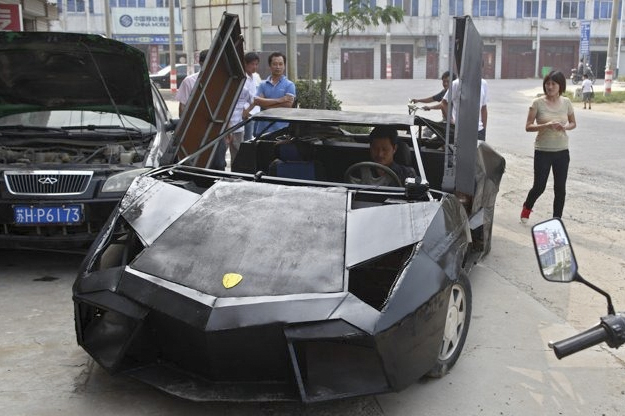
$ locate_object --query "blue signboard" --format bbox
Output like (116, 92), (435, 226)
(580, 20), (591, 61)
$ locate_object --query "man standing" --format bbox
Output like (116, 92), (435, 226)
(175, 49), (207, 116)
(410, 71), (456, 121)
(175, 49), (227, 170)
(226, 52), (260, 164)
(250, 52), (296, 136)
(441, 78), (488, 141)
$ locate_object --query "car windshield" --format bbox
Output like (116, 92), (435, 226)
(0, 110), (156, 133)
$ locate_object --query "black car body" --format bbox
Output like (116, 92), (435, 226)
(0, 32), (178, 250)
(149, 63), (200, 89)
(73, 14), (506, 402)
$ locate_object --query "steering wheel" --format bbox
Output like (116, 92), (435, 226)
(344, 162), (402, 187)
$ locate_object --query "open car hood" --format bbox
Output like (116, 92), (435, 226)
(0, 31), (154, 124)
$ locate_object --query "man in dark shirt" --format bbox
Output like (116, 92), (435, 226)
(410, 71), (456, 121)
(368, 126), (416, 185)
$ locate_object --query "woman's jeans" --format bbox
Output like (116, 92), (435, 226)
(524, 149), (570, 218)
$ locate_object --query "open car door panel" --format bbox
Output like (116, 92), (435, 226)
(162, 13), (246, 168)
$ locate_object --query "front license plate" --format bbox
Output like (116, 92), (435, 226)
(13, 205), (83, 225)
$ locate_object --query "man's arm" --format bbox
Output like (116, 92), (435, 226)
(410, 95), (435, 104)
(253, 94), (294, 109)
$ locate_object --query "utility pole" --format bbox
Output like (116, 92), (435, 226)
(385, 26), (392, 79)
(605, 0), (622, 95)
(439, 0), (449, 76)
(184, 0), (196, 77)
(169, 0), (177, 92)
(104, 0), (111, 37)
(534, 0), (542, 78)
(286, 0), (297, 80)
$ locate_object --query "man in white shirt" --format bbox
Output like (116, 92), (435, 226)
(441, 78), (489, 141)
(175, 49), (207, 116)
(227, 52), (260, 163)
(175, 49), (228, 170)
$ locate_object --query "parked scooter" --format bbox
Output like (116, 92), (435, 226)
(531, 218), (625, 358)
(570, 65), (596, 85)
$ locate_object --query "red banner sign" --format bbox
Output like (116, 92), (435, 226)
(0, 4), (23, 31)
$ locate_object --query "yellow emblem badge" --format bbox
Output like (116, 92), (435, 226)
(222, 273), (243, 289)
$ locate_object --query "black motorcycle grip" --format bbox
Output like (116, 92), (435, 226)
(549, 324), (607, 359)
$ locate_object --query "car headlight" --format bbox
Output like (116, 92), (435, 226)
(101, 168), (151, 193)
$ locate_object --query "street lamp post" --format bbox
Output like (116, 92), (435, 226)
(534, 0), (542, 78)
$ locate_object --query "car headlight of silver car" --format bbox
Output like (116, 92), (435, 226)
(101, 168), (152, 193)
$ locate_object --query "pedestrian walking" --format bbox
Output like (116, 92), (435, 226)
(581, 73), (593, 110)
(521, 70), (577, 223)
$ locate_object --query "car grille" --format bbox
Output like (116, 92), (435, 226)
(4, 170), (93, 196)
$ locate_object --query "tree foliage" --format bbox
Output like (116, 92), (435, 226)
(295, 80), (342, 110)
(304, 0), (404, 107)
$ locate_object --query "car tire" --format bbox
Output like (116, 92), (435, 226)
(427, 272), (472, 378)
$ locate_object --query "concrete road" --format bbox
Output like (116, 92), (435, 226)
(1, 79), (624, 415)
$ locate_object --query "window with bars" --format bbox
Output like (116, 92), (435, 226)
(59, 0), (94, 13)
(472, 0), (503, 17)
(343, 0), (377, 12)
(155, 0), (179, 7)
(297, 0), (326, 15)
(391, 0), (419, 16)
(558, 1), (585, 19)
(594, 1), (612, 19)
(562, 1), (578, 18)
(432, 0), (463, 17)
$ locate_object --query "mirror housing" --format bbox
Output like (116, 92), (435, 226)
(531, 218), (578, 283)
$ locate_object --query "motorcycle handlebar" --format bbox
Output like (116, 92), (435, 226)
(549, 324), (607, 359)
(549, 314), (625, 359)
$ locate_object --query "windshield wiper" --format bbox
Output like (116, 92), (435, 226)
(0, 125), (69, 136)
(62, 124), (144, 133)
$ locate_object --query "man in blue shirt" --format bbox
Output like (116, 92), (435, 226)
(250, 52), (296, 137)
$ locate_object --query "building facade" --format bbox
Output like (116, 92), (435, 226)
(43, 1), (625, 79)
(0, 0), (57, 31)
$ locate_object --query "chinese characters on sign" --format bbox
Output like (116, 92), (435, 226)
(580, 20), (591, 62)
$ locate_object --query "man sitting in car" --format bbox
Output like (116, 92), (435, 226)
(368, 126), (416, 185)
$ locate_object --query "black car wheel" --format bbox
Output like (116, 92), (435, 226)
(427, 272), (472, 378)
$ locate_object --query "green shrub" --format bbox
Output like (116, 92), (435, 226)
(295, 80), (342, 110)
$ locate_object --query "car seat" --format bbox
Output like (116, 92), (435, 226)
(268, 140), (326, 181)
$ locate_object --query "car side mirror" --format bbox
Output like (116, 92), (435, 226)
(531, 218), (578, 282)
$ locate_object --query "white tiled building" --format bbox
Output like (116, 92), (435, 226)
(48, 1), (623, 79)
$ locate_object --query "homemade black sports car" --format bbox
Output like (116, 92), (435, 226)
(73, 14), (505, 402)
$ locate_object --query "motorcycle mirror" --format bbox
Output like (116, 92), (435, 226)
(531, 218), (616, 315)
(531, 218), (578, 283)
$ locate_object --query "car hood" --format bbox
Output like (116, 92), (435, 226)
(0, 31), (154, 125)
(119, 177), (441, 299)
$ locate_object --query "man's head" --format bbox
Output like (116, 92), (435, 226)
(198, 49), (209, 65)
(440, 71), (457, 90)
(244, 52), (260, 75)
(369, 126), (398, 167)
(268, 52), (286, 77)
